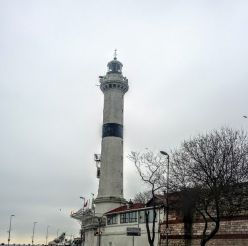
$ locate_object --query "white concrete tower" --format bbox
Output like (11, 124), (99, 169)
(94, 53), (128, 215)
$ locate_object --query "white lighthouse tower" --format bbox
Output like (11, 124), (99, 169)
(94, 52), (129, 215)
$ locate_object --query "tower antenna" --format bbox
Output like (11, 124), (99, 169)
(114, 49), (117, 60)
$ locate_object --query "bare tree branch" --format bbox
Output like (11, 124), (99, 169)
(170, 127), (248, 246)
(128, 151), (168, 246)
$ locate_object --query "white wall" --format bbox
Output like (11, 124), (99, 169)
(95, 208), (163, 246)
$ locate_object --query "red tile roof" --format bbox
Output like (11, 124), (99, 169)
(105, 203), (145, 214)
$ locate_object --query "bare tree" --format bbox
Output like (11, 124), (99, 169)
(171, 128), (248, 246)
(133, 190), (152, 204)
(129, 151), (167, 246)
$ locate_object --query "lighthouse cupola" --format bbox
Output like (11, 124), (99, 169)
(107, 58), (123, 74)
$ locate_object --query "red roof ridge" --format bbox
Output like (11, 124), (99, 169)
(105, 203), (145, 214)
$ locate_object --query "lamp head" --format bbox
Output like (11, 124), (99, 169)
(160, 151), (169, 156)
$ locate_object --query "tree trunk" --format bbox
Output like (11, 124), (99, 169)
(145, 210), (154, 246)
(200, 220), (220, 246)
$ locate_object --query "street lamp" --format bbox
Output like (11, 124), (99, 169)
(45, 225), (50, 245)
(79, 197), (85, 211)
(56, 229), (60, 237)
(7, 214), (15, 246)
(97, 216), (106, 246)
(79, 196), (86, 245)
(160, 150), (170, 246)
(31, 222), (37, 246)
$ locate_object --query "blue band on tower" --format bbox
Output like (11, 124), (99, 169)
(102, 123), (123, 138)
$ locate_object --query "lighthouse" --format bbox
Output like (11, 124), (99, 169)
(94, 52), (129, 215)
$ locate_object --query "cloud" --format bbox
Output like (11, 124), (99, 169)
(0, 0), (248, 243)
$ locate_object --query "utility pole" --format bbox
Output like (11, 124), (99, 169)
(31, 222), (37, 246)
(45, 225), (50, 245)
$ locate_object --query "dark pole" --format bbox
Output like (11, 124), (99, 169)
(98, 218), (101, 246)
(166, 154), (169, 246)
(45, 225), (50, 245)
(79, 196), (85, 246)
(160, 151), (170, 246)
(7, 214), (15, 246)
(97, 216), (105, 246)
(31, 222), (37, 246)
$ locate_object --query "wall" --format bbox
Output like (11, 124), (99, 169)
(98, 222), (159, 246)
(159, 216), (248, 246)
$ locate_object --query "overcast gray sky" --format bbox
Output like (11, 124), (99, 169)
(1, 0), (248, 244)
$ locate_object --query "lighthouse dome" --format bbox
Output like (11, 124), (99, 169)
(107, 58), (123, 74)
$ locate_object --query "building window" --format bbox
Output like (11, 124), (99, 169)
(138, 210), (146, 223)
(129, 212), (137, 223)
(107, 215), (118, 225)
(138, 210), (156, 223)
(120, 213), (128, 223)
(120, 212), (137, 223)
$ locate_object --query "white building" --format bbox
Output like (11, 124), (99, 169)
(99, 202), (162, 246)
(71, 201), (163, 246)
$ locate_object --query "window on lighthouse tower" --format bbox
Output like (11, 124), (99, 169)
(108, 60), (122, 74)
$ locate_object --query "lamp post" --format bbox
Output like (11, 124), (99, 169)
(45, 225), (50, 245)
(7, 214), (15, 246)
(160, 151), (170, 246)
(31, 222), (37, 246)
(56, 229), (60, 237)
(98, 218), (101, 246)
(79, 197), (85, 211)
(97, 216), (106, 246)
(79, 196), (86, 245)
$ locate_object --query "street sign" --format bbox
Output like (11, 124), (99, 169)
(126, 227), (141, 236)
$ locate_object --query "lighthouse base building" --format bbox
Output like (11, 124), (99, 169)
(71, 201), (161, 246)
